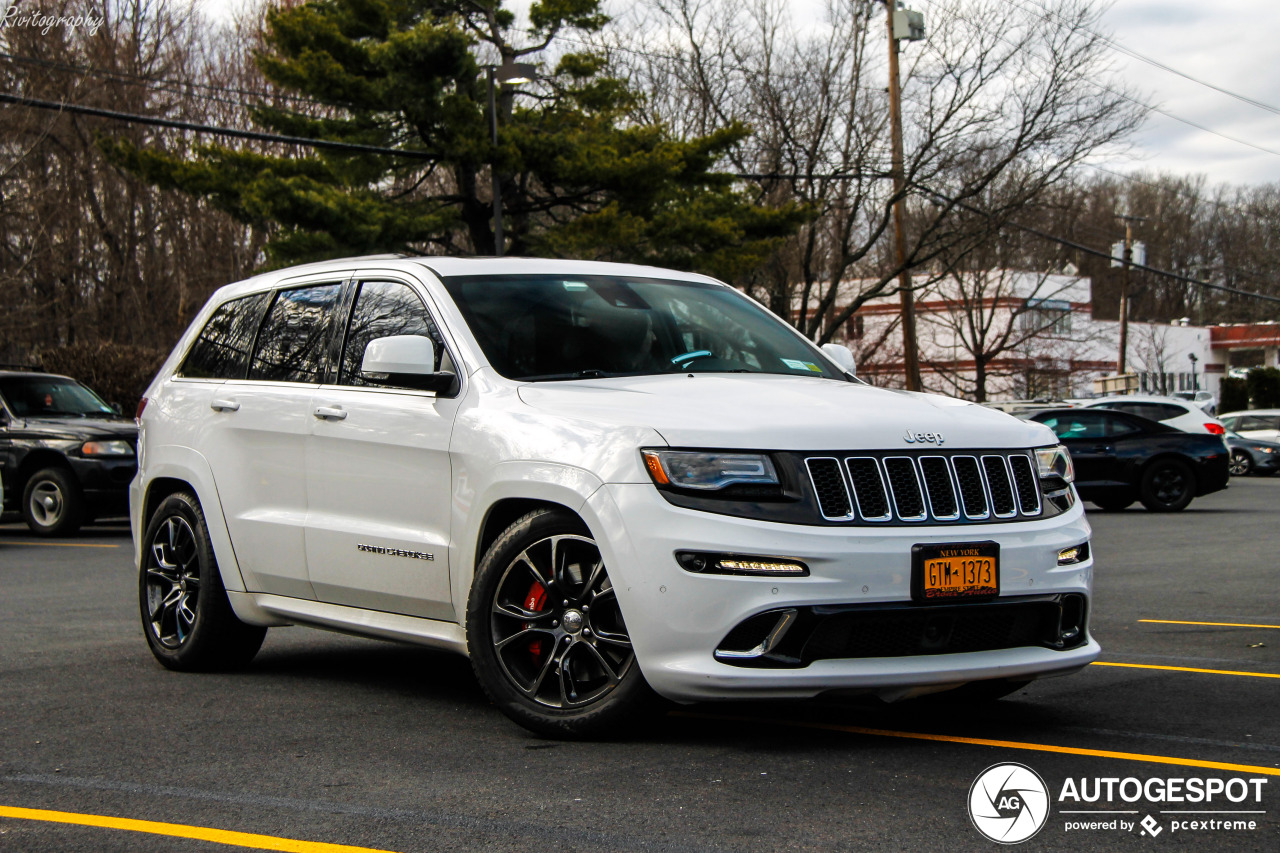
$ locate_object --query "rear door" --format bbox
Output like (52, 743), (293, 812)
(199, 278), (346, 599)
(1040, 411), (1127, 488)
(303, 277), (461, 620)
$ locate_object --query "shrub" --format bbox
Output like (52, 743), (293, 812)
(1219, 377), (1249, 414)
(1246, 367), (1280, 409)
(35, 342), (169, 413)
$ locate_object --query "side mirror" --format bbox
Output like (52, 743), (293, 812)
(110, 402), (123, 415)
(821, 343), (857, 377)
(361, 335), (456, 393)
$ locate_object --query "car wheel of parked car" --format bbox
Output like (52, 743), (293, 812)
(21, 467), (83, 536)
(1092, 498), (1135, 512)
(1139, 459), (1195, 512)
(139, 491), (266, 671)
(467, 508), (657, 739)
(1229, 450), (1254, 477)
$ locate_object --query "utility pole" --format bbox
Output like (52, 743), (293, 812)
(885, 2), (925, 391)
(1112, 214), (1147, 375)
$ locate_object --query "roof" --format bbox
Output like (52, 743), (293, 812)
(1220, 409), (1280, 417)
(209, 256), (725, 302)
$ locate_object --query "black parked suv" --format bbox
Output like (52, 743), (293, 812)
(0, 371), (138, 535)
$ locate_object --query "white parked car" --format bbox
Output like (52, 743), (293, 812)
(132, 257), (1096, 737)
(1219, 409), (1280, 442)
(1079, 395), (1226, 435)
(1172, 390), (1217, 416)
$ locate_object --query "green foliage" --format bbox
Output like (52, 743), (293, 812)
(105, 0), (801, 278)
(1219, 377), (1249, 414)
(1246, 367), (1280, 409)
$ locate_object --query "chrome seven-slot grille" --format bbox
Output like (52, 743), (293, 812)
(804, 451), (1042, 524)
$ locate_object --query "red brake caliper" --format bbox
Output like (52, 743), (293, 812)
(524, 582), (549, 663)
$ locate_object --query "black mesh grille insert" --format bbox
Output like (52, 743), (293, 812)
(952, 456), (988, 517)
(1008, 455), (1041, 515)
(883, 457), (925, 519)
(806, 458), (851, 519)
(718, 612), (783, 653)
(919, 457), (958, 519)
(800, 603), (1056, 662)
(846, 458), (890, 519)
(983, 456), (1016, 516)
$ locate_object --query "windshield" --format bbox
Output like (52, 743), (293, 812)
(0, 376), (115, 418)
(442, 274), (844, 382)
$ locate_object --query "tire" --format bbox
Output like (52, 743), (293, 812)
(1139, 459), (1196, 512)
(1092, 497), (1134, 512)
(21, 467), (83, 536)
(139, 491), (266, 671)
(1229, 450), (1255, 477)
(466, 508), (657, 739)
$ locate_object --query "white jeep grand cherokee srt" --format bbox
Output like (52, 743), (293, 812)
(132, 256), (1096, 737)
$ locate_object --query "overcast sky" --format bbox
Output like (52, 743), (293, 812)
(195, 0), (1280, 187)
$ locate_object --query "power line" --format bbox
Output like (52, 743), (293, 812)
(911, 181), (1280, 305)
(917, 0), (1280, 160)
(0, 51), (324, 109)
(0, 92), (436, 160)
(6, 89), (1275, 306)
(1007, 0), (1280, 118)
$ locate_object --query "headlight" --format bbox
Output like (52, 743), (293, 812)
(642, 450), (778, 491)
(81, 440), (134, 457)
(1035, 444), (1074, 484)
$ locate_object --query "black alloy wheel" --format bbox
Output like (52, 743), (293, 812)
(467, 508), (656, 738)
(1139, 459), (1196, 512)
(1229, 450), (1254, 477)
(139, 491), (266, 671)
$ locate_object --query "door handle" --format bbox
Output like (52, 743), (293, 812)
(313, 406), (347, 421)
(210, 399), (240, 412)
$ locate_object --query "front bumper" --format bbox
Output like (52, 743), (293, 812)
(69, 456), (136, 517)
(587, 483), (1097, 704)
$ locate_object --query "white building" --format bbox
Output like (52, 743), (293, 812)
(817, 271), (1271, 401)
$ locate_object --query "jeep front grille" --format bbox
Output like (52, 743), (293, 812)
(803, 451), (1044, 525)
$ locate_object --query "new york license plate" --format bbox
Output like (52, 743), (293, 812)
(912, 541), (999, 603)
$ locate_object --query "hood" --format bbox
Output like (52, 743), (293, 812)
(517, 374), (1056, 451)
(11, 416), (138, 441)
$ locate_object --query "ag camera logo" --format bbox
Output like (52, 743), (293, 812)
(969, 763), (1051, 844)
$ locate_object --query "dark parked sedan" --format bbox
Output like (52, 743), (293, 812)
(1025, 408), (1230, 512)
(0, 371), (138, 535)
(1226, 430), (1280, 476)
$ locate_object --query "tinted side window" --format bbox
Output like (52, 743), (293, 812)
(338, 281), (450, 388)
(248, 284), (343, 383)
(1149, 403), (1188, 421)
(1239, 415), (1278, 432)
(1041, 412), (1113, 440)
(179, 292), (271, 379)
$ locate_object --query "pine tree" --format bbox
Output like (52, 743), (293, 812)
(108, 0), (804, 277)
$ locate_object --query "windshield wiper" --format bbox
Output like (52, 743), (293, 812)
(520, 369), (613, 381)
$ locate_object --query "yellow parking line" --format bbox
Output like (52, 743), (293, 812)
(1140, 619), (1280, 630)
(3, 541), (120, 548)
(1092, 661), (1280, 679)
(670, 712), (1280, 776)
(0, 806), (399, 853)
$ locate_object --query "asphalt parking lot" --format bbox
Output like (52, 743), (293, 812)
(1, 480), (1277, 851)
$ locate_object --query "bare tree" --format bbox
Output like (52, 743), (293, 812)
(603, 0), (1144, 345)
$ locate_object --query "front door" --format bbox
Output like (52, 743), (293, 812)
(304, 278), (459, 620)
